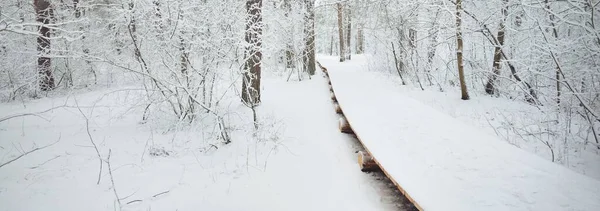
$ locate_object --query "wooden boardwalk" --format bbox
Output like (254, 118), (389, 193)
(317, 60), (600, 211)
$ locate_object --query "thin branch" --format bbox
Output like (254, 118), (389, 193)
(152, 190), (170, 198)
(74, 98), (103, 185)
(0, 104), (68, 123)
(0, 136), (60, 169)
(106, 149), (122, 208)
(29, 155), (61, 169)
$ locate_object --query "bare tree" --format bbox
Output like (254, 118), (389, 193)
(455, 0), (469, 100)
(544, 0), (561, 106)
(485, 0), (509, 95)
(242, 0), (263, 105)
(304, 0), (316, 75)
(73, 0), (81, 18)
(356, 24), (364, 54)
(283, 0), (295, 69)
(346, 4), (352, 60)
(34, 0), (55, 91)
(337, 3), (346, 62)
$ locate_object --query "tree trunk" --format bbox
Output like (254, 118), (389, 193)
(330, 32), (334, 56)
(35, 0), (55, 91)
(346, 5), (352, 60)
(152, 0), (163, 31)
(128, 2), (141, 61)
(241, 0), (263, 105)
(426, 9), (441, 86)
(337, 3), (346, 62)
(18, 1), (25, 22)
(283, 0), (295, 68)
(455, 0), (470, 100)
(179, 35), (189, 74)
(304, 0), (316, 75)
(73, 0), (81, 18)
(485, 0), (508, 95)
(545, 0), (561, 106)
(357, 25), (364, 54)
(391, 42), (407, 85)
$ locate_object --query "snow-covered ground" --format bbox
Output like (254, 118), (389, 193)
(0, 70), (414, 210)
(3, 54), (599, 210)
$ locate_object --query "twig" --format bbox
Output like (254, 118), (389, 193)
(0, 104), (67, 123)
(0, 136), (60, 169)
(124, 190), (170, 205)
(106, 149), (122, 208)
(29, 155), (61, 169)
(126, 200), (142, 205)
(74, 98), (103, 185)
(152, 190), (169, 198)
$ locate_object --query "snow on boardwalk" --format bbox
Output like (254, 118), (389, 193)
(319, 56), (600, 211)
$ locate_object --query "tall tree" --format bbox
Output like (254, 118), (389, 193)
(356, 24), (364, 54)
(485, 0), (509, 95)
(337, 3), (346, 62)
(304, 0), (316, 75)
(73, 0), (81, 18)
(34, 0), (55, 91)
(455, 0), (469, 100)
(426, 7), (441, 87)
(346, 4), (352, 60)
(544, 0), (561, 106)
(241, 0), (263, 105)
(283, 0), (295, 69)
(128, 1), (141, 61)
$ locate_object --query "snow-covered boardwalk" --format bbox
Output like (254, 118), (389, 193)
(319, 56), (600, 211)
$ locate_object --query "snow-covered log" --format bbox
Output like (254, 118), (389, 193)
(330, 92), (337, 102)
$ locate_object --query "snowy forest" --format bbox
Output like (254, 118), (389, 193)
(1, 0), (600, 210)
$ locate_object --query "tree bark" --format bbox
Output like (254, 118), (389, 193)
(544, 0), (561, 106)
(337, 3), (346, 62)
(128, 2), (141, 61)
(391, 42), (407, 85)
(426, 8), (441, 86)
(283, 0), (295, 68)
(73, 0), (81, 18)
(152, 0), (163, 31)
(330, 32), (334, 56)
(357, 25), (364, 54)
(346, 5), (352, 60)
(304, 0), (316, 75)
(18, 1), (25, 22)
(455, 0), (470, 100)
(241, 0), (263, 105)
(35, 0), (55, 91)
(485, 0), (508, 95)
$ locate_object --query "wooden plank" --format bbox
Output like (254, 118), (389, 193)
(333, 103), (343, 114)
(337, 99), (424, 211)
(357, 151), (379, 172)
(338, 117), (353, 134)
